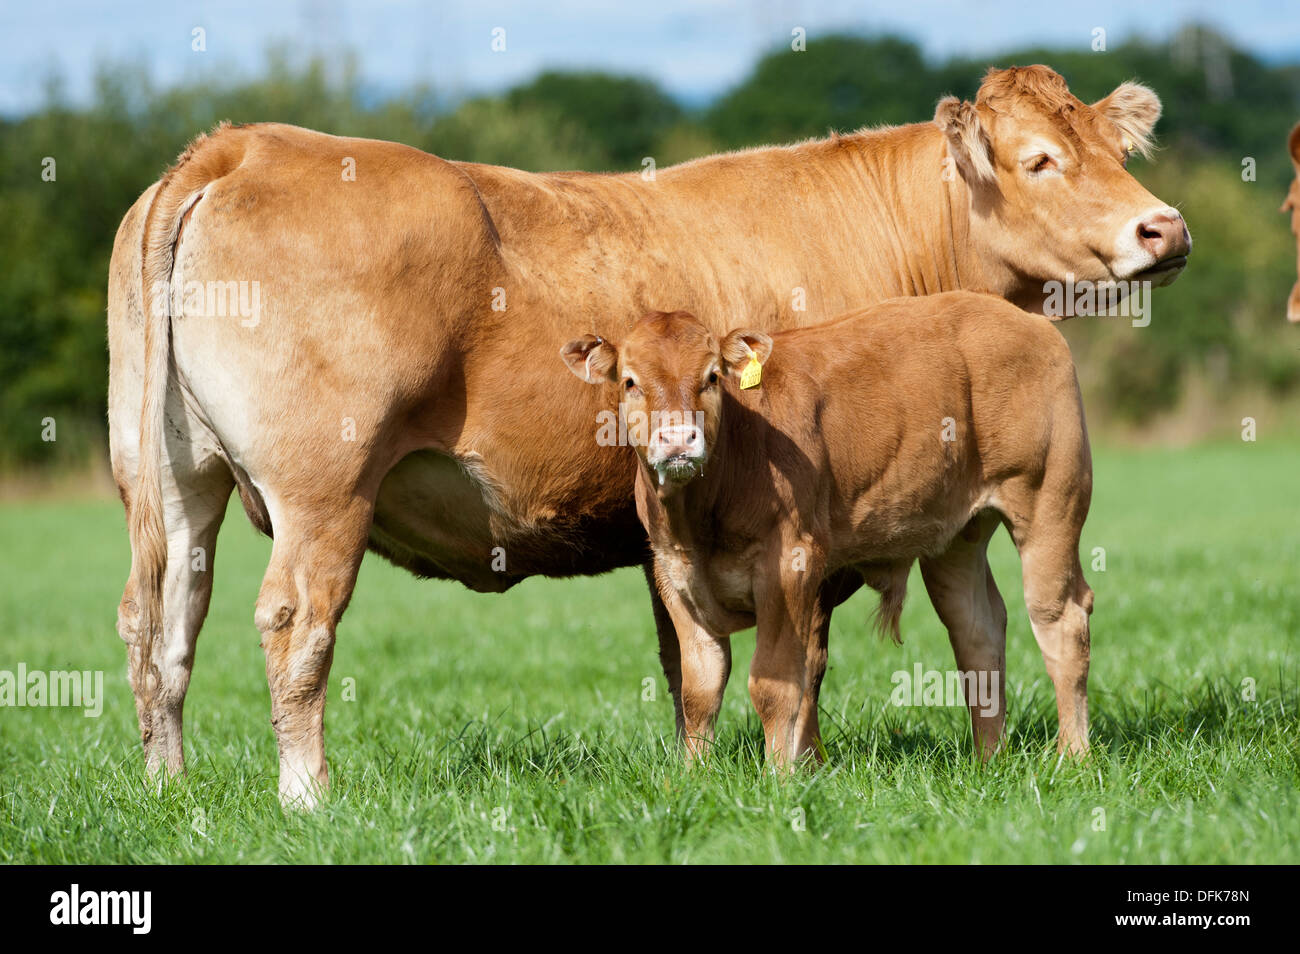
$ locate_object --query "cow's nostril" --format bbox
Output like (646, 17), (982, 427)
(1136, 214), (1181, 255)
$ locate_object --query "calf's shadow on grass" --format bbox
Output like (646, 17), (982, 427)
(677, 674), (1298, 773)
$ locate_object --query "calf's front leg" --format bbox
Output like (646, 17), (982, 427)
(651, 567), (731, 761)
(749, 575), (829, 770)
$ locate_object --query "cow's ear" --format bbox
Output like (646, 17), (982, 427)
(560, 334), (618, 383)
(934, 96), (996, 186)
(1094, 82), (1160, 159)
(720, 329), (773, 376)
(1289, 123), (1300, 168)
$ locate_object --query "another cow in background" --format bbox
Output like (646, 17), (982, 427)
(1281, 123), (1300, 322)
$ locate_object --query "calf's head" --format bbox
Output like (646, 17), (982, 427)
(560, 311), (772, 493)
(936, 65), (1191, 310)
(1282, 123), (1300, 323)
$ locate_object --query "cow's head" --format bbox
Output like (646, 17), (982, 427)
(935, 65), (1191, 314)
(560, 311), (771, 494)
(1281, 123), (1300, 323)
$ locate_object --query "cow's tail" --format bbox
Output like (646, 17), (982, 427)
(870, 566), (909, 645)
(128, 121), (245, 708)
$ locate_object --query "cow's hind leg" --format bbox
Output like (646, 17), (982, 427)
(919, 510), (1007, 758)
(117, 461), (234, 779)
(254, 495), (373, 809)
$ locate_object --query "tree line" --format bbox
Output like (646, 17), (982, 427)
(2, 24), (1298, 468)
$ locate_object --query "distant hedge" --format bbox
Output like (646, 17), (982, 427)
(2, 24), (1297, 467)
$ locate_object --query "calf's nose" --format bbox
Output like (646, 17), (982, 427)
(652, 424), (705, 458)
(1136, 210), (1191, 260)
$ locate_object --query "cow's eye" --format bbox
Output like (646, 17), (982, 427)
(704, 370), (719, 390)
(623, 377), (638, 392)
(1026, 154), (1055, 175)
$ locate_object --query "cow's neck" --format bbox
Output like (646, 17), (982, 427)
(831, 123), (987, 302)
(660, 122), (999, 320)
(663, 124), (992, 308)
(478, 122), (1002, 332)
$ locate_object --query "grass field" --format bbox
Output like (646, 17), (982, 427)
(0, 442), (1296, 864)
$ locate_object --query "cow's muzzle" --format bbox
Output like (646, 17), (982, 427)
(1132, 210), (1191, 285)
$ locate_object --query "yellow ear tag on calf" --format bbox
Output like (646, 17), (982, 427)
(739, 345), (763, 390)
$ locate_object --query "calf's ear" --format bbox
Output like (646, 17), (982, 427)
(1289, 123), (1300, 168)
(934, 96), (996, 186)
(720, 329), (774, 376)
(560, 334), (619, 383)
(1093, 82), (1160, 159)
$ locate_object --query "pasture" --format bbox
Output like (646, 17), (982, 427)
(0, 441), (1296, 864)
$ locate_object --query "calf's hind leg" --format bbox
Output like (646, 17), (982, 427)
(1020, 542), (1093, 755)
(1004, 479), (1093, 756)
(920, 511), (1007, 759)
(254, 495), (373, 809)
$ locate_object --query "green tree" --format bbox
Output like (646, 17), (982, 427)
(706, 35), (937, 146)
(506, 71), (681, 169)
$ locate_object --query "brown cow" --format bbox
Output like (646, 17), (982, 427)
(109, 66), (1182, 807)
(560, 295), (1093, 764)
(1282, 123), (1300, 322)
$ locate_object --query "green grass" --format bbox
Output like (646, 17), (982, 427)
(1, 442), (1297, 863)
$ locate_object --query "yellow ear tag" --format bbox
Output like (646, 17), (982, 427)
(739, 345), (763, 390)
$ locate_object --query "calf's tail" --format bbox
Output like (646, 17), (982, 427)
(870, 565), (909, 645)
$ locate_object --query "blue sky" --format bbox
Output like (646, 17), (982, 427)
(3, 0), (1298, 115)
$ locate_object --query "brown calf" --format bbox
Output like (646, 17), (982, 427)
(561, 292), (1094, 764)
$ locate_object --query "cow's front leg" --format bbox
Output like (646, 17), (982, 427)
(643, 562), (684, 737)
